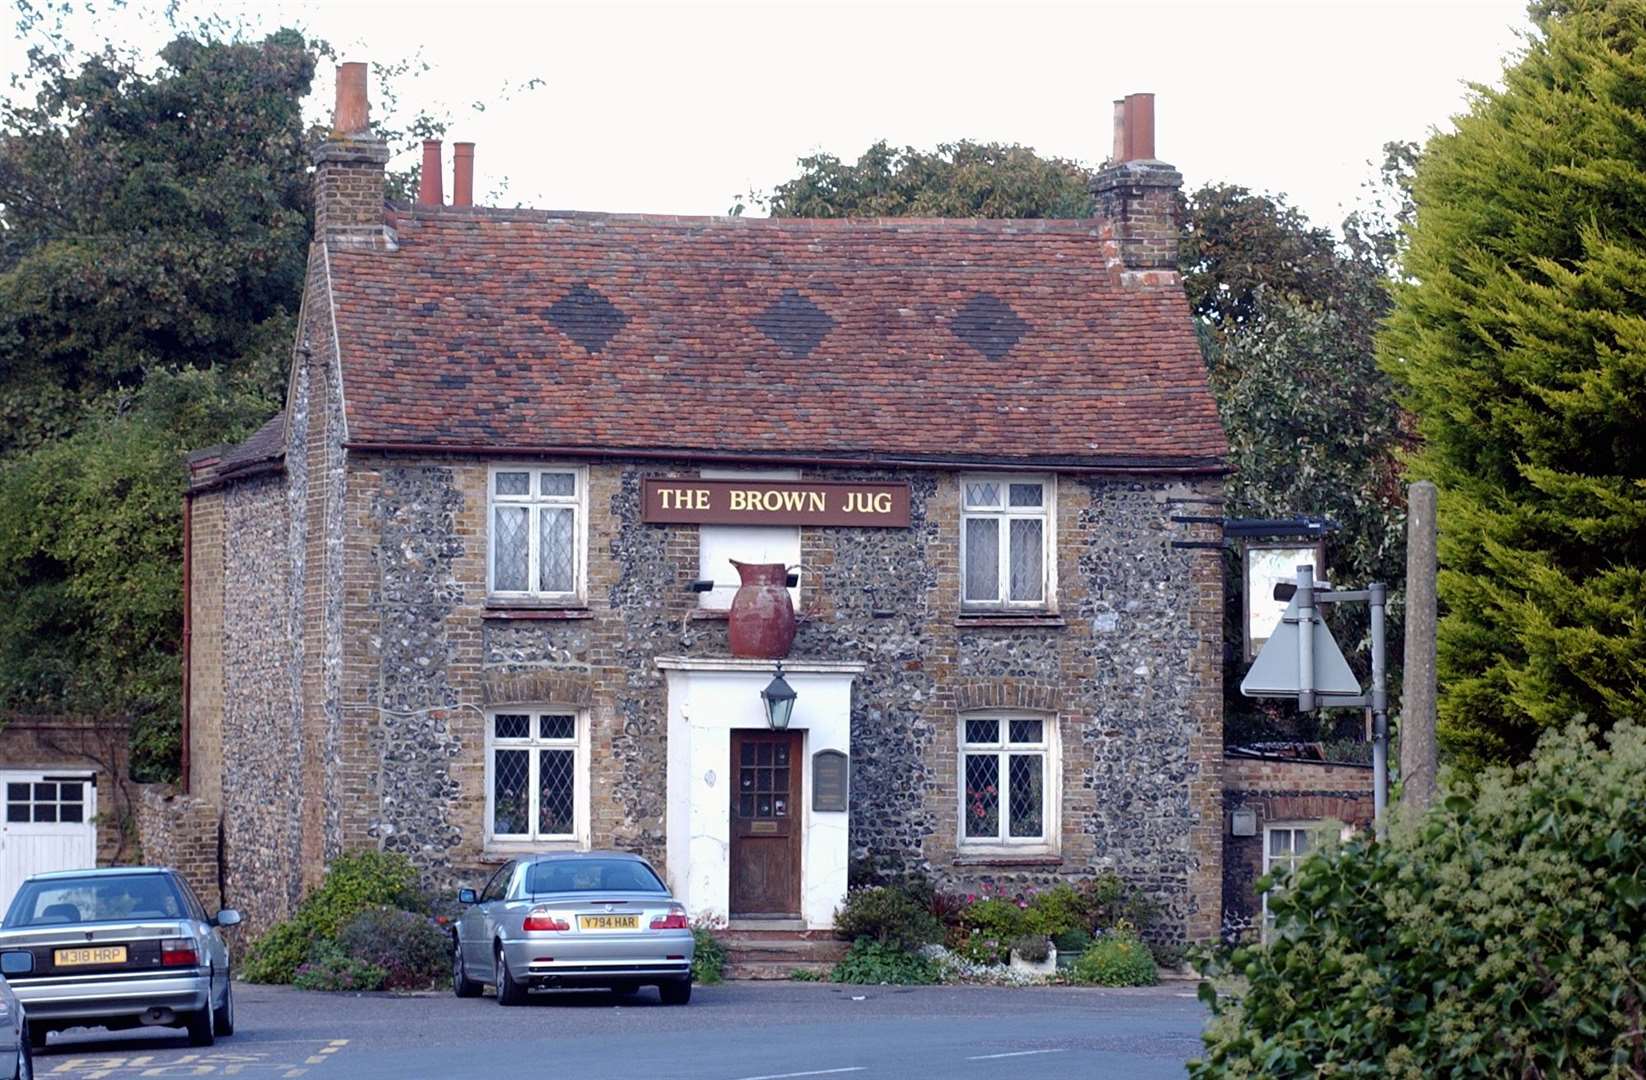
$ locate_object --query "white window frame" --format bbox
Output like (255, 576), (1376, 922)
(1260, 821), (1322, 939)
(959, 474), (1056, 611)
(486, 464), (589, 604)
(956, 711), (1060, 854)
(483, 708), (591, 850)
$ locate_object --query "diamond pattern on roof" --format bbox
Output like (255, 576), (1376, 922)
(545, 282), (628, 354)
(751, 288), (836, 357)
(951, 293), (1029, 361)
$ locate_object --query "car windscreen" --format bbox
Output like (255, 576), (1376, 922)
(525, 859), (665, 895)
(3, 875), (186, 928)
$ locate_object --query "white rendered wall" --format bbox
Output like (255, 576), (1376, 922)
(658, 657), (862, 929)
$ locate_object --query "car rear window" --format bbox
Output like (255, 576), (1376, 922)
(525, 859), (665, 895)
(4, 875), (186, 928)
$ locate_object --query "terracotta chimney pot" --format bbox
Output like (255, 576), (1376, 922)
(334, 62), (369, 134)
(453, 142), (475, 207)
(418, 139), (444, 206)
(1121, 93), (1156, 162)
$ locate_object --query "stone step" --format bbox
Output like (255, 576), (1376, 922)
(725, 960), (834, 981)
(719, 930), (849, 969)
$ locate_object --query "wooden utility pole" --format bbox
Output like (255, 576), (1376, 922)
(1401, 481), (1439, 811)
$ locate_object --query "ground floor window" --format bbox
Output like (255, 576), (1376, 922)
(1261, 821), (1320, 937)
(486, 710), (587, 845)
(958, 713), (1057, 850)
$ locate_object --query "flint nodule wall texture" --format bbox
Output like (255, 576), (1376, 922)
(192, 437), (1226, 942)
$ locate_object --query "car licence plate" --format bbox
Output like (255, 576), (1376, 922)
(578, 915), (639, 931)
(54, 946), (127, 967)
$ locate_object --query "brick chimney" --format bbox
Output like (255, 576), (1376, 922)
(1091, 92), (1182, 274)
(313, 61), (391, 240)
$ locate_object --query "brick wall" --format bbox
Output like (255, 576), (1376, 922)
(135, 785), (221, 912)
(0, 715), (134, 867)
(187, 490), (226, 805)
(1220, 755), (1375, 940)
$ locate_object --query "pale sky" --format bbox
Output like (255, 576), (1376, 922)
(7, 0), (1532, 231)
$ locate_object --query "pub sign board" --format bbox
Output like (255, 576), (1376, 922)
(641, 478), (911, 528)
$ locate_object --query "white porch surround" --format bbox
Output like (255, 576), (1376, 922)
(657, 656), (864, 930)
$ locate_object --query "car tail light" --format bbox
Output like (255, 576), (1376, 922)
(523, 908), (569, 932)
(650, 910), (689, 930)
(161, 939), (198, 967)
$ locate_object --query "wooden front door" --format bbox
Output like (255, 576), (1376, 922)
(729, 730), (803, 917)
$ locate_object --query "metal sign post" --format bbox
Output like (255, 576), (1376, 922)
(1241, 564), (1390, 836)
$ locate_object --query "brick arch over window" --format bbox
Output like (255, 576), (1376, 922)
(951, 681), (1061, 715)
(481, 671), (594, 710)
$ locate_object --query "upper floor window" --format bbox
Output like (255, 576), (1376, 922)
(960, 476), (1054, 610)
(959, 712), (1058, 850)
(486, 710), (588, 847)
(488, 466), (587, 603)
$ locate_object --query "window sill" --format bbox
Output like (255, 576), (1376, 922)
(952, 853), (1065, 868)
(955, 613), (1065, 628)
(482, 605), (593, 621)
(481, 840), (584, 862)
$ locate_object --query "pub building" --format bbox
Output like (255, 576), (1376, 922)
(167, 65), (1372, 956)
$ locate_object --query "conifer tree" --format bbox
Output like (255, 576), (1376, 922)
(1380, 0), (1646, 767)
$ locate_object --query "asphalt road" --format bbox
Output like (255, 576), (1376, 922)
(32, 979), (1209, 1079)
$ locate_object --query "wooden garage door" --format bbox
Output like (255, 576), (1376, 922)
(1, 771), (98, 915)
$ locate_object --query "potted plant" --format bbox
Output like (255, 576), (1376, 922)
(1008, 933), (1055, 977)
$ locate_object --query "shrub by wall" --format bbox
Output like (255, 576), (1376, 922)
(1193, 720), (1646, 1078)
(243, 851), (422, 984)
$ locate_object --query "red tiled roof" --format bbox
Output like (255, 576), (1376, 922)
(327, 208), (1227, 470)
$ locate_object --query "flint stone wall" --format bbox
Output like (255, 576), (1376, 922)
(342, 458), (1222, 940)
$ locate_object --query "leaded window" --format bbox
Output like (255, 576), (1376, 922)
(488, 466), (586, 602)
(960, 476), (1053, 610)
(959, 713), (1055, 848)
(487, 711), (584, 844)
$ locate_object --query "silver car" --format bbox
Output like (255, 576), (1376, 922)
(452, 852), (695, 1005)
(0, 974), (28, 1080)
(0, 868), (240, 1050)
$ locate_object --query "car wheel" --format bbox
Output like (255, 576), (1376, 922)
(25, 1023), (46, 1052)
(494, 945), (525, 1007)
(213, 973), (236, 1037)
(658, 978), (692, 1006)
(452, 937), (481, 998)
(186, 984), (216, 1047)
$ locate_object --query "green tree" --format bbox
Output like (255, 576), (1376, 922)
(756, 140), (1094, 219)
(1379, 1), (1646, 767)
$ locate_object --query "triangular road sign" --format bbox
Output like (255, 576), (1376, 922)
(1241, 595), (1362, 699)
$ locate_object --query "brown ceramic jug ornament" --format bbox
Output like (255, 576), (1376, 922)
(727, 560), (796, 659)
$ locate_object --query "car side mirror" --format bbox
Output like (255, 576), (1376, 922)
(0, 951), (33, 975)
(213, 909), (242, 928)
(457, 888), (478, 905)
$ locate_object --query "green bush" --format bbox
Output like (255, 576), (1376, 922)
(1071, 930), (1158, 987)
(335, 907), (450, 990)
(691, 927), (726, 985)
(830, 940), (937, 985)
(789, 967), (824, 982)
(1023, 883), (1088, 938)
(291, 943), (387, 993)
(1076, 872), (1158, 932)
(1193, 719), (1646, 1078)
(957, 897), (1025, 964)
(243, 851), (422, 984)
(1051, 928), (1093, 957)
(833, 886), (943, 950)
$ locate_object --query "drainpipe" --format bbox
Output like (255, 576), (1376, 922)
(180, 492), (192, 794)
